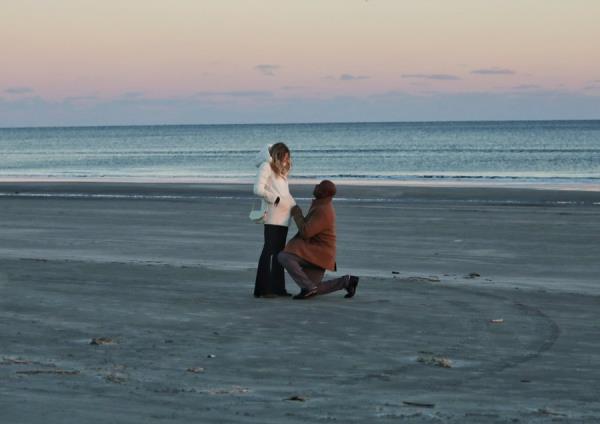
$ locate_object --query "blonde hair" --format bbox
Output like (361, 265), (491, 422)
(269, 142), (291, 177)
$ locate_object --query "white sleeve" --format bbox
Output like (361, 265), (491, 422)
(253, 162), (277, 204)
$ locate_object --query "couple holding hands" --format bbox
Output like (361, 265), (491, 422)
(252, 142), (359, 300)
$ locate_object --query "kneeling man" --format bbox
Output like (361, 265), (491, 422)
(278, 180), (359, 300)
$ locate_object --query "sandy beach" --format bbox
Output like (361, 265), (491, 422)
(1, 182), (599, 423)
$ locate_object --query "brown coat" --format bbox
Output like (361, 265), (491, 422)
(284, 197), (337, 271)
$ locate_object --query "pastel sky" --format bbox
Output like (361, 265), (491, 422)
(1, 0), (599, 127)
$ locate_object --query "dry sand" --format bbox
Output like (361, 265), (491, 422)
(1, 182), (599, 423)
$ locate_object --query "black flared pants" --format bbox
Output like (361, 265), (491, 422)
(254, 224), (289, 297)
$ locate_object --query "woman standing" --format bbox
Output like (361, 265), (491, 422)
(253, 143), (296, 297)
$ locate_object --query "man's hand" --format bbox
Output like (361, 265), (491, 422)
(290, 205), (306, 235)
(291, 205), (302, 218)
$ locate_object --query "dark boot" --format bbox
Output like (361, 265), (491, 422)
(345, 275), (360, 298)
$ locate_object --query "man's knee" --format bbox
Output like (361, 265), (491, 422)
(277, 251), (290, 267)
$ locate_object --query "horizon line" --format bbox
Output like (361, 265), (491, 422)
(2, 118), (600, 131)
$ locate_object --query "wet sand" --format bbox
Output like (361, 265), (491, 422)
(1, 182), (599, 423)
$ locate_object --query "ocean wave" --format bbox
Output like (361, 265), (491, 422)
(291, 174), (600, 182)
(2, 173), (600, 184)
(3, 147), (600, 157)
(1, 191), (597, 207)
(2, 121), (599, 187)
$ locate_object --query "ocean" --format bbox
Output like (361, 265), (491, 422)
(1, 120), (599, 187)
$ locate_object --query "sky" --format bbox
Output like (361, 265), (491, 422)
(1, 0), (599, 127)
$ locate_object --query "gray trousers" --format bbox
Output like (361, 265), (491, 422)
(277, 251), (350, 296)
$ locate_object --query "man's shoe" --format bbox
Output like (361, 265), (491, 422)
(275, 291), (292, 297)
(292, 287), (318, 300)
(344, 276), (359, 298)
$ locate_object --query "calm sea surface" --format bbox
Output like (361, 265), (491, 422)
(1, 121), (599, 185)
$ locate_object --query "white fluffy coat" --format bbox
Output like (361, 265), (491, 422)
(253, 144), (296, 226)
